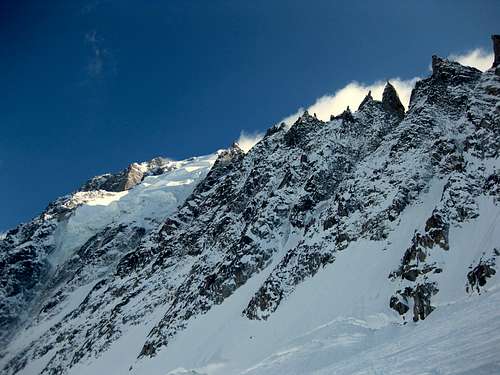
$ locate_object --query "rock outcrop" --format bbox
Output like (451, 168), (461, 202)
(382, 81), (405, 118)
(80, 157), (177, 192)
(1, 37), (499, 375)
(492, 34), (500, 69)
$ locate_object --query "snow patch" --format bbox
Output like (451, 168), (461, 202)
(49, 153), (217, 267)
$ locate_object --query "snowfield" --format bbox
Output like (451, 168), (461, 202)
(127, 180), (499, 375)
(26, 178), (496, 375)
(49, 154), (218, 266)
(1, 48), (500, 375)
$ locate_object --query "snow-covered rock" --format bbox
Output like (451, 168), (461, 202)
(0, 154), (216, 349)
(1, 37), (499, 375)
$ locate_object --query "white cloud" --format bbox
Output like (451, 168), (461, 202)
(279, 44), (495, 127)
(448, 48), (493, 72)
(280, 77), (419, 126)
(277, 46), (494, 127)
(236, 131), (264, 153)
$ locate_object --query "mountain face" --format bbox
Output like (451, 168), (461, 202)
(1, 39), (500, 375)
(0, 155), (216, 348)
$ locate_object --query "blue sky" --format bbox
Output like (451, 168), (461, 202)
(0, 0), (499, 231)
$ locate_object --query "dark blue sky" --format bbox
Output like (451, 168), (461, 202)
(0, 0), (499, 231)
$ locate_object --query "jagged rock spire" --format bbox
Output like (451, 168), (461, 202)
(293, 109), (318, 126)
(492, 34), (500, 69)
(358, 90), (373, 110)
(301, 110), (314, 120)
(213, 142), (244, 169)
(431, 55), (445, 74)
(341, 106), (355, 123)
(330, 106), (354, 122)
(265, 122), (286, 137)
(382, 81), (405, 118)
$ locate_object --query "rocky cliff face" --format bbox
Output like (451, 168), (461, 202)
(1, 40), (499, 375)
(0, 155), (216, 352)
(80, 157), (177, 192)
(492, 34), (500, 69)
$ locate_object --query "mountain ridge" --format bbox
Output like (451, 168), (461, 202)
(1, 37), (499, 375)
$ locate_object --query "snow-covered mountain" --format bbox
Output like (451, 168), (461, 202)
(0, 155), (217, 349)
(1, 37), (499, 375)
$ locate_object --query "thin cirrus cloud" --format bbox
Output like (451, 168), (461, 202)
(84, 30), (116, 79)
(278, 48), (494, 127)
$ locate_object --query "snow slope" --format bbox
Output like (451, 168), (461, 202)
(0, 153), (217, 353)
(50, 154), (217, 265)
(124, 179), (499, 375)
(1, 46), (500, 375)
(64, 184), (500, 375)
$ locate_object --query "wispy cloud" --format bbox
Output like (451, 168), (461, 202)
(84, 30), (116, 79)
(236, 131), (264, 153)
(280, 77), (419, 125)
(239, 76), (417, 150)
(448, 48), (493, 72)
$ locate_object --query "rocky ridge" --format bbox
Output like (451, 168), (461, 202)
(0, 154), (216, 352)
(0, 37), (499, 375)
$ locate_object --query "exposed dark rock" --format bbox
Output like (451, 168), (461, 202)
(80, 165), (141, 192)
(430, 56), (482, 84)
(284, 111), (324, 148)
(382, 82), (405, 118)
(411, 283), (438, 321)
(391, 282), (438, 322)
(358, 90), (373, 111)
(331, 106), (355, 123)
(265, 122), (286, 137)
(80, 157), (176, 192)
(492, 34), (500, 68)
(467, 263), (496, 292)
(390, 211), (449, 320)
(399, 211), (449, 271)
(2, 37), (500, 375)
(390, 295), (409, 315)
(466, 252), (497, 294)
(244, 246), (335, 320)
(485, 171), (500, 201)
